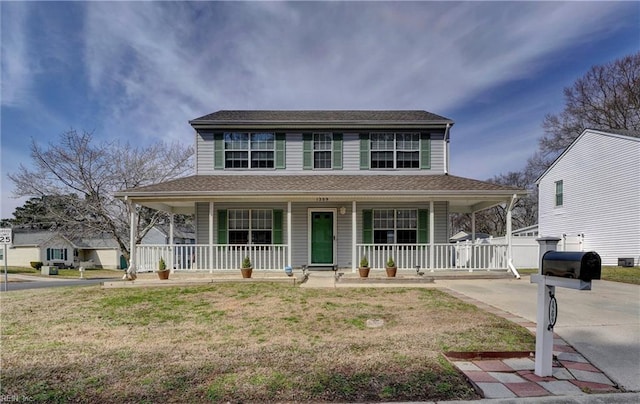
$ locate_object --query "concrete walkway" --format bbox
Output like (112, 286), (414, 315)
(437, 277), (640, 392)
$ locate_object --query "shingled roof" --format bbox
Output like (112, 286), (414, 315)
(116, 174), (522, 197)
(189, 110), (454, 128)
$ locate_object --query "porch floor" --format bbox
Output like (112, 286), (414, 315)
(102, 269), (513, 289)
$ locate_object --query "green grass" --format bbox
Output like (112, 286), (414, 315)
(518, 266), (639, 284)
(0, 266), (124, 279)
(600, 266), (640, 284)
(1, 283), (534, 402)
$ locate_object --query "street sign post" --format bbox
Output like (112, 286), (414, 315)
(1, 228), (12, 291)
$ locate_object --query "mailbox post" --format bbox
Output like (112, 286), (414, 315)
(531, 238), (600, 377)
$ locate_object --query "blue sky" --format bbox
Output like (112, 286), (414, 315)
(1, 1), (638, 218)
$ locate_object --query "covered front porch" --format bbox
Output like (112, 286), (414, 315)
(117, 175), (526, 276)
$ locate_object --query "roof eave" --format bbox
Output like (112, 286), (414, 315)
(189, 120), (455, 130)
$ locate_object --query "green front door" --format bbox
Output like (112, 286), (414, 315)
(311, 211), (334, 265)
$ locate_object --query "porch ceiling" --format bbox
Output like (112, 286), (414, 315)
(116, 174), (526, 214)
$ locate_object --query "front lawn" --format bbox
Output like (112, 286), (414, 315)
(0, 266), (124, 280)
(1, 283), (535, 402)
(517, 266), (639, 285)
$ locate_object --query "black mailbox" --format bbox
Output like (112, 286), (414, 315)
(542, 251), (601, 281)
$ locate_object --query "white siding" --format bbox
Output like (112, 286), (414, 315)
(6, 247), (41, 267)
(87, 250), (120, 269)
(538, 131), (640, 265)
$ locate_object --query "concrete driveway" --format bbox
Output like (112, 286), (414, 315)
(438, 276), (640, 392)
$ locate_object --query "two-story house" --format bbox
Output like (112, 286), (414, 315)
(537, 128), (640, 266)
(116, 110), (526, 274)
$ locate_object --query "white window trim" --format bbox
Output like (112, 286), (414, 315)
(224, 132), (276, 170)
(370, 132), (420, 170)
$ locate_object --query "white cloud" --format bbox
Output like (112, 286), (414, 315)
(1, 2), (31, 107)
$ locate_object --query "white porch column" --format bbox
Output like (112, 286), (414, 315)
(209, 202), (214, 273)
(470, 211), (476, 272)
(352, 200), (357, 272)
(125, 199), (138, 280)
(287, 201), (292, 267)
(506, 194), (520, 277)
(506, 194), (516, 263)
(429, 201), (434, 271)
(471, 212), (476, 241)
(169, 213), (175, 273)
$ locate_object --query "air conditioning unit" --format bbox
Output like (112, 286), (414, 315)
(618, 258), (635, 267)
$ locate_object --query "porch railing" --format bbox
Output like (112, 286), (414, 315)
(135, 244), (288, 272)
(356, 242), (508, 271)
(135, 242), (508, 272)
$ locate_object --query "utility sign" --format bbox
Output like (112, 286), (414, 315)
(0, 228), (11, 244)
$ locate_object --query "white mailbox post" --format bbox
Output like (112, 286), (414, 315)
(531, 237), (600, 377)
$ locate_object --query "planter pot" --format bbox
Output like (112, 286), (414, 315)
(157, 269), (170, 280)
(385, 266), (397, 277)
(358, 267), (370, 278)
(241, 267), (253, 278)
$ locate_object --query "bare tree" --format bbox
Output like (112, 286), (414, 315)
(450, 170), (537, 236)
(541, 52), (640, 159)
(8, 130), (194, 268)
(462, 52), (640, 237)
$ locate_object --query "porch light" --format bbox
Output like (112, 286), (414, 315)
(339, 207), (346, 215)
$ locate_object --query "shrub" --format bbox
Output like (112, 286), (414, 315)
(30, 261), (43, 270)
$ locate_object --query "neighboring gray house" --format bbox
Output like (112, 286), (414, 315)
(141, 225), (196, 245)
(116, 110), (526, 273)
(537, 128), (640, 266)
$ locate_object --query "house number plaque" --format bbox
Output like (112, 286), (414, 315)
(548, 291), (558, 331)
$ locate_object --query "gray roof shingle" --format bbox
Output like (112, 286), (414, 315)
(190, 110), (453, 125)
(116, 174), (523, 196)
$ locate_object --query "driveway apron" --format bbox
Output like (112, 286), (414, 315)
(438, 277), (640, 392)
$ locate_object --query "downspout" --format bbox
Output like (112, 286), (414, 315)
(444, 123), (451, 175)
(506, 194), (520, 279)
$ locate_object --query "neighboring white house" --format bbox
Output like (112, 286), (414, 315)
(537, 128), (640, 266)
(4, 230), (124, 269)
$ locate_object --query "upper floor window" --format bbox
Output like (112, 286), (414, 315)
(370, 132), (420, 169)
(303, 133), (343, 170)
(314, 133), (332, 169)
(224, 133), (275, 169)
(555, 180), (563, 206)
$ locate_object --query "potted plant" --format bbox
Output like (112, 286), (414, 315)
(241, 256), (253, 278)
(385, 256), (397, 277)
(358, 256), (370, 278)
(157, 257), (170, 280)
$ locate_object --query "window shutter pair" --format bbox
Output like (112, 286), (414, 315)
(214, 133), (286, 169)
(361, 209), (429, 243)
(217, 210), (283, 244)
(358, 133), (431, 169)
(303, 133), (343, 170)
